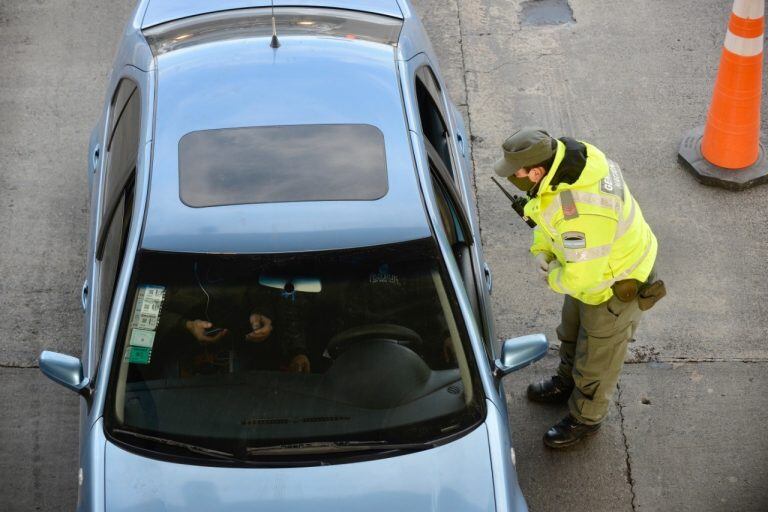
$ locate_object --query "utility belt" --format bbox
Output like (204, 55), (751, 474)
(611, 269), (666, 311)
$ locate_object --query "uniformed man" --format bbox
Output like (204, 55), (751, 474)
(494, 127), (665, 449)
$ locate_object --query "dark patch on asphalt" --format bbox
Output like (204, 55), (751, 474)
(520, 0), (575, 26)
(627, 345), (661, 363)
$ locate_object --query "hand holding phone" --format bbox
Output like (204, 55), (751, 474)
(185, 319), (228, 344)
(204, 327), (225, 337)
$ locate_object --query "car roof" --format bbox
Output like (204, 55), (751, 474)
(141, 16), (432, 254)
(141, 0), (404, 29)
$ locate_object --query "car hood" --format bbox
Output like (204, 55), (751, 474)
(104, 425), (496, 512)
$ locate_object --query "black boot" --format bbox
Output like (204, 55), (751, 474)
(543, 414), (601, 449)
(526, 375), (574, 404)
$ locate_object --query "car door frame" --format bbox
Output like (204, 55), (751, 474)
(441, 100), (497, 357)
(83, 64), (154, 425)
(399, 63), (497, 402)
(399, 53), (498, 360)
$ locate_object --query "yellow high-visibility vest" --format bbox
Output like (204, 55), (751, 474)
(524, 140), (657, 305)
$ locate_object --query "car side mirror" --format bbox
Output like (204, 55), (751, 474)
(39, 351), (90, 397)
(493, 334), (548, 378)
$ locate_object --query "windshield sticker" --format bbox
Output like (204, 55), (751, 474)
(125, 285), (165, 365)
(125, 345), (152, 365)
(131, 285), (166, 331)
(129, 328), (156, 348)
(369, 264), (401, 286)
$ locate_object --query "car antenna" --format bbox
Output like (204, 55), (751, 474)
(269, 0), (280, 49)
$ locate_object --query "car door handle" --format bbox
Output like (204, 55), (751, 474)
(456, 133), (466, 157)
(91, 144), (100, 172)
(483, 262), (492, 295)
(81, 280), (89, 311)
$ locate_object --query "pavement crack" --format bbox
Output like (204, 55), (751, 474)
(617, 383), (638, 511)
(624, 357), (768, 364)
(0, 362), (39, 369)
(454, 0), (483, 240)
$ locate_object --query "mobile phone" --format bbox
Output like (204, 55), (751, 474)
(204, 327), (225, 337)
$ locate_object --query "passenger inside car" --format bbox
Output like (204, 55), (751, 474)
(132, 259), (310, 379)
(121, 245), (461, 387)
(111, 241), (478, 445)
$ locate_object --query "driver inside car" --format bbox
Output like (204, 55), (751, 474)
(155, 260), (310, 376)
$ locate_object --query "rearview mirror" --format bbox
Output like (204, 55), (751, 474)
(39, 351), (90, 397)
(258, 275), (322, 293)
(493, 334), (548, 378)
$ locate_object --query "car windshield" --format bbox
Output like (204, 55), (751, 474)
(105, 239), (485, 463)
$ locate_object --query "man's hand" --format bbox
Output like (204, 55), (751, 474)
(288, 354), (311, 373)
(543, 259), (561, 284)
(185, 320), (227, 345)
(244, 313), (273, 342)
(533, 253), (551, 276)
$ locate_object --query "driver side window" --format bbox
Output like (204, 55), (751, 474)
(95, 78), (141, 364)
(428, 162), (483, 333)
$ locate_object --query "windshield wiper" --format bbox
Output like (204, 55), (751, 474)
(245, 439), (435, 456)
(113, 428), (239, 462)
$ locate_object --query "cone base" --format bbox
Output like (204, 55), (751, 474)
(679, 126), (768, 191)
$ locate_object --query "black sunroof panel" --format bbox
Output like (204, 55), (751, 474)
(179, 124), (388, 207)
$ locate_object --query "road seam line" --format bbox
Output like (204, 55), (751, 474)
(617, 382), (638, 511)
(454, 0), (482, 240)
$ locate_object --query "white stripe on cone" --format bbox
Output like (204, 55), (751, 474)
(724, 31), (764, 57)
(732, 0), (764, 20)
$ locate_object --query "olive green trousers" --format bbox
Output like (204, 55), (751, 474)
(556, 294), (642, 424)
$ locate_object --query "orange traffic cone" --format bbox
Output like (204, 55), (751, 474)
(679, 0), (767, 190)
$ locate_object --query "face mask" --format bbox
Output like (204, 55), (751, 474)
(508, 174), (536, 192)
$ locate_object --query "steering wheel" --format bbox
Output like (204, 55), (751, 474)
(326, 323), (424, 359)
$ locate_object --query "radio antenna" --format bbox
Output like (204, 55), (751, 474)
(269, 0), (280, 48)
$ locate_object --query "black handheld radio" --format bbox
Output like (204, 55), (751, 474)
(491, 177), (536, 228)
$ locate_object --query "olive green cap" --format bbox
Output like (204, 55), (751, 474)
(493, 127), (555, 177)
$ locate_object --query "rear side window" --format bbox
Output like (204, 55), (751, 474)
(103, 81), (141, 223)
(415, 68), (453, 177)
(178, 124), (388, 207)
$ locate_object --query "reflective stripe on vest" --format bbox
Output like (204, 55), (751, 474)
(563, 243), (612, 263)
(543, 189), (635, 264)
(570, 190), (623, 215)
(614, 198), (637, 241)
(586, 240), (655, 294)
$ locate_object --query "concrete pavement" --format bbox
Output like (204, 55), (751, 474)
(0, 0), (135, 366)
(417, 0), (768, 510)
(1, 0), (767, 510)
(1, 1), (133, 509)
(620, 362), (768, 511)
